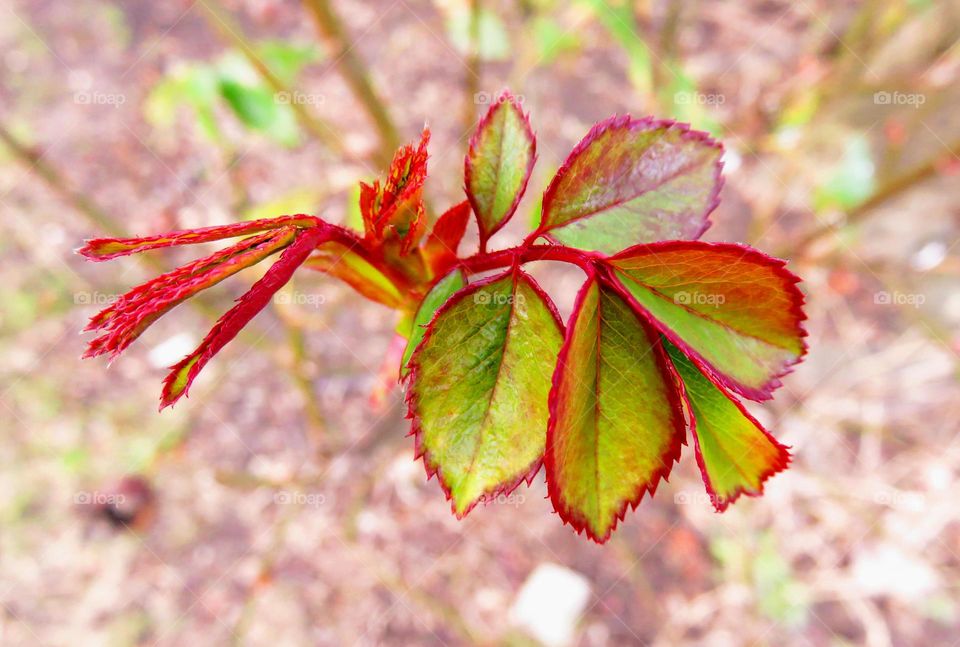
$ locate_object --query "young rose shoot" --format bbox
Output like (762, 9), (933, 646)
(79, 91), (806, 543)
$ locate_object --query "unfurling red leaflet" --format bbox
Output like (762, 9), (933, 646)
(78, 89), (807, 543)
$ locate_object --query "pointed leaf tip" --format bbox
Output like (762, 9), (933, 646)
(407, 268), (563, 517)
(666, 341), (790, 511)
(546, 277), (685, 543)
(465, 91), (536, 248)
(538, 116), (722, 254)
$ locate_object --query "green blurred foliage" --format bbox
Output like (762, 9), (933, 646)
(579, 0), (652, 95)
(712, 532), (811, 627)
(144, 41), (320, 147)
(665, 71), (721, 137)
(814, 134), (877, 213)
(530, 16), (581, 65)
(445, 4), (511, 61)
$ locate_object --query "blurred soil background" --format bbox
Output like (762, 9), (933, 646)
(1, 0), (960, 645)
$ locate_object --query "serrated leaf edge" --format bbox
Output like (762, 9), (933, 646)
(405, 267), (563, 519)
(544, 275), (687, 544)
(605, 240), (809, 402)
(464, 90), (538, 249)
(537, 115), (724, 245)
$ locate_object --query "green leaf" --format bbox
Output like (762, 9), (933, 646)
(538, 116), (723, 254)
(219, 79), (273, 128)
(465, 91), (536, 248)
(216, 52), (299, 146)
(257, 40), (319, 85)
(607, 241), (807, 401)
(400, 269), (466, 379)
(144, 64), (222, 141)
(304, 242), (404, 308)
(407, 269), (563, 517)
(532, 17), (581, 65)
(579, 0), (652, 94)
(666, 341), (790, 511)
(546, 277), (684, 543)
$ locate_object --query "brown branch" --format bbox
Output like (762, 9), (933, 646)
(0, 123), (123, 238)
(461, 0), (483, 133)
(301, 0), (401, 165)
(787, 138), (960, 258)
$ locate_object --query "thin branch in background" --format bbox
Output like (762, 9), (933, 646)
(0, 123), (239, 314)
(301, 0), (401, 166)
(787, 135), (960, 258)
(197, 0), (348, 158)
(0, 123), (122, 239)
(651, 0), (683, 110)
(461, 0), (482, 133)
(283, 318), (329, 449)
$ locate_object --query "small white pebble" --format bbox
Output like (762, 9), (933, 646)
(510, 563), (591, 647)
(148, 333), (195, 368)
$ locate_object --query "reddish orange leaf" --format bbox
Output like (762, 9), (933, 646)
(79, 215), (319, 261)
(160, 226), (328, 409)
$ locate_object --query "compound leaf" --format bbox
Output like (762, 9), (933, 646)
(546, 277), (684, 543)
(407, 268), (563, 517)
(666, 340), (790, 511)
(537, 116), (722, 254)
(607, 241), (806, 401)
(465, 91), (536, 249)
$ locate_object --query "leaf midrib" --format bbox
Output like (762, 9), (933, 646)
(548, 151), (709, 230)
(590, 285), (604, 530)
(615, 270), (795, 353)
(460, 274), (520, 499)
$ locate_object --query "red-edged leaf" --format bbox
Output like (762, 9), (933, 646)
(546, 276), (685, 543)
(420, 200), (471, 277)
(606, 241), (807, 402)
(160, 226), (328, 409)
(536, 116), (722, 254)
(399, 200), (426, 255)
(400, 268), (466, 379)
(465, 91), (536, 250)
(304, 241), (404, 308)
(666, 340), (790, 511)
(85, 228), (297, 359)
(79, 215), (319, 261)
(406, 268), (564, 517)
(360, 128), (430, 248)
